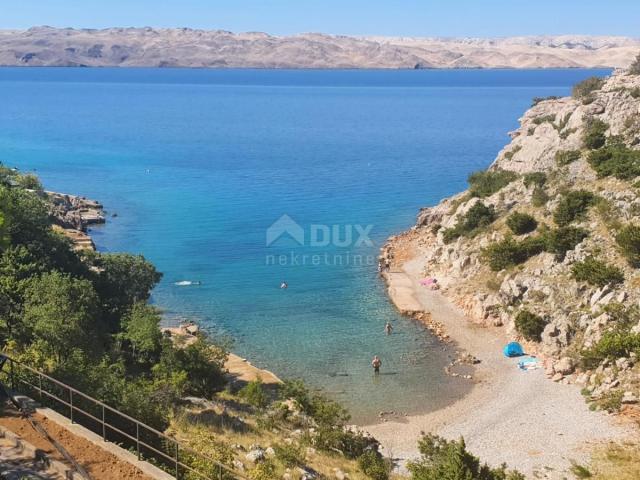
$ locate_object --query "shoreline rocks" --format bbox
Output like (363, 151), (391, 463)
(46, 191), (105, 251)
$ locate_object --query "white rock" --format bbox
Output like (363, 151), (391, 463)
(555, 357), (576, 375)
(246, 449), (265, 463)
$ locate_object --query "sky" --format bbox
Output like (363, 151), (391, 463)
(0, 0), (638, 37)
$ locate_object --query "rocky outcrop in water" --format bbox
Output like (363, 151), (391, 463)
(47, 191), (105, 250)
(47, 191), (104, 231)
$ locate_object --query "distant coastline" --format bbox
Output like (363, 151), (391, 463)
(1, 27), (638, 69)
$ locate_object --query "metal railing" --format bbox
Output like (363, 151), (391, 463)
(0, 354), (249, 480)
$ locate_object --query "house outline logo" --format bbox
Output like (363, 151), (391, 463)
(266, 214), (305, 246)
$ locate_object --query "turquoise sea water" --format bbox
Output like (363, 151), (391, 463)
(0, 68), (609, 422)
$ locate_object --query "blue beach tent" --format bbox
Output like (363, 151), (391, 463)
(503, 342), (524, 357)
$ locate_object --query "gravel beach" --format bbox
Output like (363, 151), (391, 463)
(365, 252), (636, 479)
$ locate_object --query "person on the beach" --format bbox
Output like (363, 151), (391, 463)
(384, 322), (393, 335)
(372, 355), (382, 374)
(280, 281), (288, 289)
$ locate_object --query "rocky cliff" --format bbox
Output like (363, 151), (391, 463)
(381, 66), (640, 412)
(0, 27), (639, 69)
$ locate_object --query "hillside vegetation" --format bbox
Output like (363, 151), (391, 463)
(397, 62), (640, 415)
(0, 168), (524, 479)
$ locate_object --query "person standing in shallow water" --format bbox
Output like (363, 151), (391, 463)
(371, 355), (382, 374)
(384, 322), (393, 335)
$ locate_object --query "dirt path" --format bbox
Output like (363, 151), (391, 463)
(365, 255), (635, 479)
(0, 407), (153, 480)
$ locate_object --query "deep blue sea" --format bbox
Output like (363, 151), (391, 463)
(0, 68), (609, 422)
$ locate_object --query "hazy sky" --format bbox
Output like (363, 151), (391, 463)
(0, 0), (638, 37)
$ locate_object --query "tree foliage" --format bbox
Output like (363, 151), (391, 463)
(0, 169), (228, 430)
(582, 118), (609, 150)
(468, 169), (518, 198)
(442, 202), (496, 243)
(515, 310), (547, 342)
(616, 224), (640, 267)
(482, 226), (587, 271)
(555, 149), (582, 166)
(572, 77), (605, 101)
(571, 257), (624, 287)
(587, 144), (640, 179)
(506, 212), (537, 235)
(408, 434), (524, 480)
(553, 190), (596, 226)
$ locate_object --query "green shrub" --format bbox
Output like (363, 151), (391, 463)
(468, 169), (518, 198)
(358, 451), (390, 480)
(249, 460), (277, 480)
(506, 212), (538, 235)
(442, 202), (496, 243)
(555, 149), (582, 166)
(543, 226), (588, 259)
(515, 310), (547, 342)
(503, 145), (522, 160)
(596, 390), (625, 413)
(582, 118), (609, 150)
(407, 434), (524, 480)
(532, 96), (559, 107)
(314, 427), (378, 459)
(571, 257), (624, 287)
(570, 463), (593, 479)
(582, 331), (640, 369)
(554, 113), (572, 132)
(523, 172), (547, 188)
(630, 87), (640, 99)
(278, 379), (351, 428)
(616, 224), (640, 267)
(629, 52), (640, 75)
(559, 127), (578, 140)
(587, 144), (640, 179)
(532, 114), (556, 125)
(531, 186), (549, 207)
(273, 443), (305, 467)
(553, 190), (596, 226)
(482, 236), (545, 271)
(572, 77), (605, 100)
(239, 378), (269, 408)
(15, 173), (43, 191)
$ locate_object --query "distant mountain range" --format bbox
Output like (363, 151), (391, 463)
(1, 26), (639, 69)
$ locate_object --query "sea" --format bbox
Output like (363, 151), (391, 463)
(0, 67), (609, 422)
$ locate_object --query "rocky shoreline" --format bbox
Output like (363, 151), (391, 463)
(368, 66), (640, 476)
(47, 191), (106, 251)
(378, 68), (640, 402)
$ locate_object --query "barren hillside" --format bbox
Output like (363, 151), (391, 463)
(0, 27), (638, 68)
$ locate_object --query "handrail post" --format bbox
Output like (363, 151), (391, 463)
(70, 389), (74, 423)
(219, 462), (223, 480)
(9, 359), (14, 390)
(38, 374), (43, 402)
(136, 423), (140, 460)
(175, 441), (179, 479)
(102, 404), (106, 441)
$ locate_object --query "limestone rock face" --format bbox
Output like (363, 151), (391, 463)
(382, 67), (640, 400)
